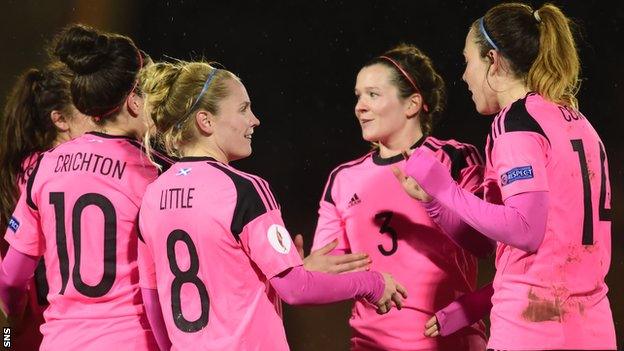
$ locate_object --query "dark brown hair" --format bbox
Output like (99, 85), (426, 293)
(53, 24), (144, 121)
(0, 63), (73, 235)
(364, 44), (446, 135)
(473, 3), (580, 107)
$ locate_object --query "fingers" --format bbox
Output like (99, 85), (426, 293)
(424, 323), (439, 337)
(391, 292), (404, 310)
(376, 303), (389, 315)
(333, 257), (371, 274)
(424, 315), (440, 337)
(294, 234), (305, 259)
(425, 315), (437, 328)
(332, 252), (368, 264)
(315, 238), (339, 255)
(395, 282), (408, 299)
(391, 166), (406, 182)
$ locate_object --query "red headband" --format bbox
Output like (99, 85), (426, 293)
(94, 48), (144, 122)
(379, 55), (429, 113)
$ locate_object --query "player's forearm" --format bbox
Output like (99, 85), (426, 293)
(0, 247), (38, 316)
(270, 265), (383, 305)
(422, 199), (495, 258)
(405, 146), (548, 253)
(141, 288), (171, 351)
(435, 187), (548, 252)
(435, 283), (493, 336)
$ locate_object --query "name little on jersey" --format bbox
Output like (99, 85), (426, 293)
(160, 188), (195, 210)
(54, 152), (127, 179)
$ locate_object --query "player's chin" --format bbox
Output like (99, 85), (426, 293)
(360, 129), (378, 143)
(237, 147), (253, 160)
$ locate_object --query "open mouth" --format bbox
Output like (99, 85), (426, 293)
(359, 119), (373, 125)
(244, 133), (253, 140)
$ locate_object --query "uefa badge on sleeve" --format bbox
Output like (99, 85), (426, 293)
(267, 224), (292, 254)
(8, 216), (20, 233)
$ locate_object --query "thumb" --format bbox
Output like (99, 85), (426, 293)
(316, 238), (338, 255)
(294, 234), (305, 259)
(391, 166), (407, 183)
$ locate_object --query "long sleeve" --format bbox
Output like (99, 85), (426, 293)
(270, 265), (383, 305)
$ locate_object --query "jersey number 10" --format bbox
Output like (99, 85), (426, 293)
(49, 192), (116, 298)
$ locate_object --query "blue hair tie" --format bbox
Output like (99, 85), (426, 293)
(479, 17), (500, 51)
(175, 68), (219, 130)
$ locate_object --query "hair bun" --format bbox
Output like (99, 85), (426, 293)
(54, 24), (111, 75)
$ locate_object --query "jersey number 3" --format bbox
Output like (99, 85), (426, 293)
(375, 211), (398, 256)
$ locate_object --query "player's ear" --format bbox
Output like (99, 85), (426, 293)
(126, 91), (143, 117)
(50, 110), (70, 132)
(195, 110), (215, 135)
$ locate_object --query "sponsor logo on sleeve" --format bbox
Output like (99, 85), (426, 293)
(501, 165), (534, 186)
(8, 217), (20, 233)
(267, 224), (292, 254)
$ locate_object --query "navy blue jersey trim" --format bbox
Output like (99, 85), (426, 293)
(207, 163), (269, 239)
(501, 97), (549, 143)
(323, 156), (369, 205)
(26, 153), (44, 210)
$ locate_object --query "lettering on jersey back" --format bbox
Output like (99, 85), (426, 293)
(558, 106), (585, 123)
(53, 152), (127, 180)
(160, 188), (195, 210)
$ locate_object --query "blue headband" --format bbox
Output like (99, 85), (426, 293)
(479, 17), (500, 51)
(188, 68), (219, 112)
(175, 68), (219, 130)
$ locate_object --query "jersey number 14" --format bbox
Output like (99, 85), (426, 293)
(570, 140), (612, 245)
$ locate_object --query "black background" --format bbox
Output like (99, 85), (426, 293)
(2, 1), (622, 349)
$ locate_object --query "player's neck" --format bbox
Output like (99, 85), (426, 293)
(182, 144), (228, 164)
(377, 128), (423, 159)
(497, 81), (530, 109)
(95, 125), (137, 139)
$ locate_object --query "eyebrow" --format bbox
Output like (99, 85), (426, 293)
(240, 101), (250, 108)
(356, 86), (380, 91)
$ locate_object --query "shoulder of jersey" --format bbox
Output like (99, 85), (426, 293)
(422, 136), (484, 180)
(203, 161), (280, 239)
(124, 139), (177, 172)
(322, 151), (373, 205)
(490, 93), (549, 141)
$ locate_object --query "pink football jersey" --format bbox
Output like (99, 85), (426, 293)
(483, 93), (615, 350)
(4, 132), (174, 351)
(3, 152), (47, 351)
(138, 156), (303, 351)
(313, 136), (487, 351)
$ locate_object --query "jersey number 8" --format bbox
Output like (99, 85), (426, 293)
(167, 229), (210, 333)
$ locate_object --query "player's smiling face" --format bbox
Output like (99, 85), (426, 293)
(212, 79), (260, 162)
(354, 64), (413, 145)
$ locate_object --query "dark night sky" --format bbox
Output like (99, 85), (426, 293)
(2, 1), (623, 349)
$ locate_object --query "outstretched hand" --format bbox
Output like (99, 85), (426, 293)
(294, 234), (371, 274)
